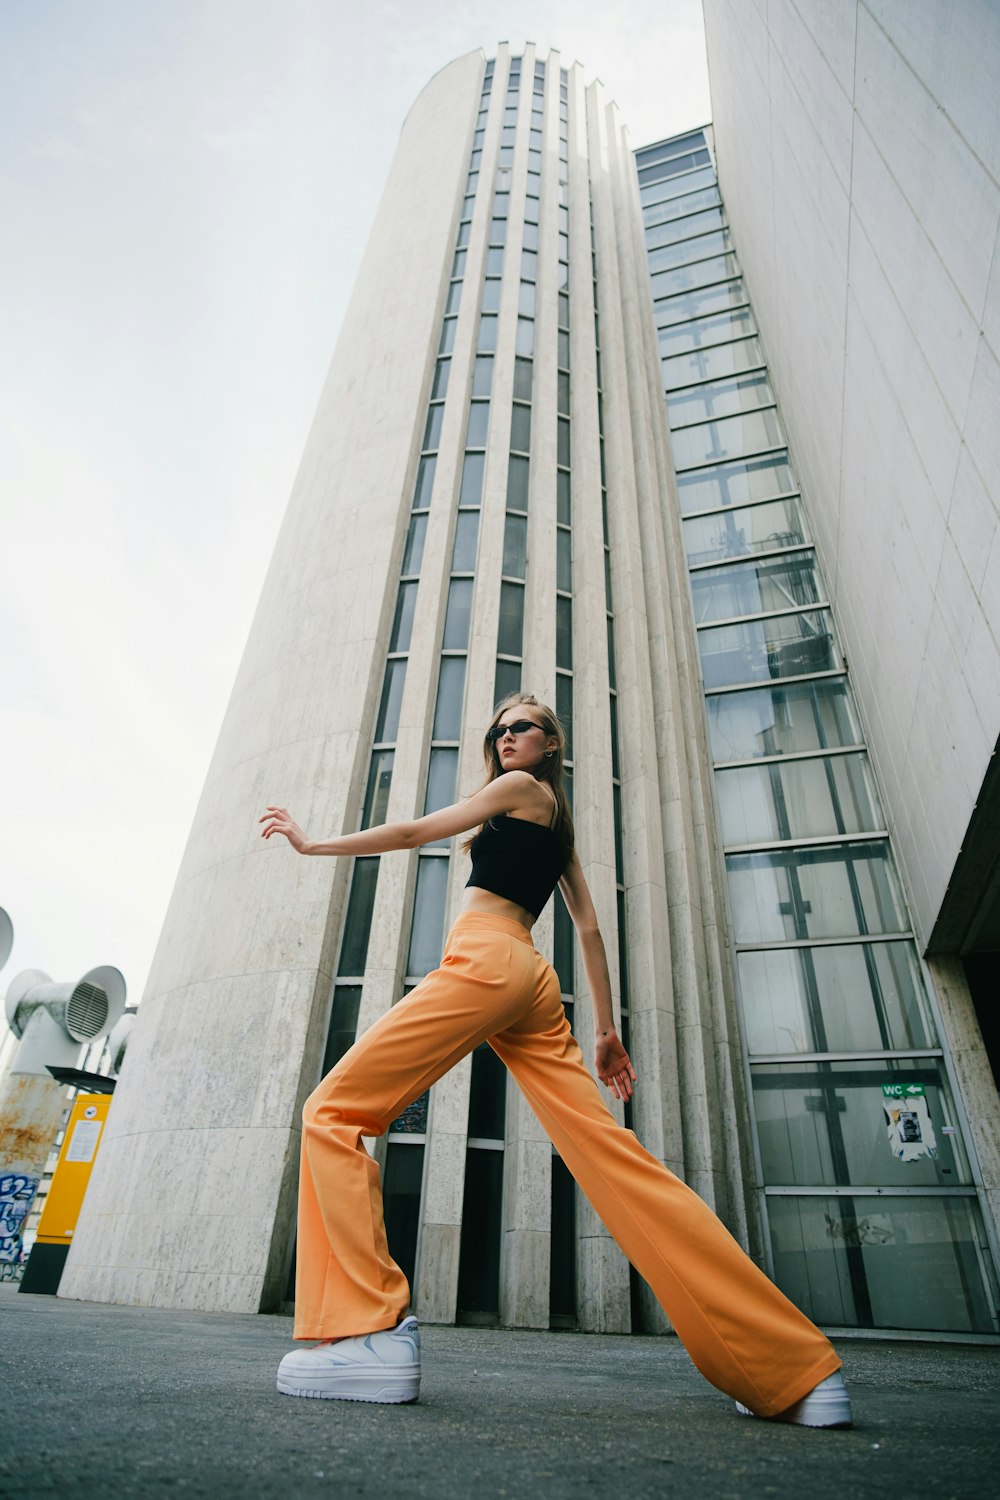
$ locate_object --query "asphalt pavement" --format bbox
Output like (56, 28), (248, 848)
(3, 1284), (998, 1499)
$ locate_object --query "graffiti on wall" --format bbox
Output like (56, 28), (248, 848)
(0, 1172), (39, 1271)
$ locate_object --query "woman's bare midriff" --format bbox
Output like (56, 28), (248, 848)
(459, 885), (536, 931)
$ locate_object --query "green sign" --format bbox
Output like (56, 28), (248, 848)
(882, 1082), (925, 1098)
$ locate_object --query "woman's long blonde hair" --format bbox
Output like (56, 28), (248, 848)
(461, 692), (575, 866)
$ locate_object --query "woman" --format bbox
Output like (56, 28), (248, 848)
(260, 693), (850, 1425)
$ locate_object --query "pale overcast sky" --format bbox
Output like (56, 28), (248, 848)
(0, 0), (710, 1006)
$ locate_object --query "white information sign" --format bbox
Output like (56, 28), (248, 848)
(65, 1120), (103, 1164)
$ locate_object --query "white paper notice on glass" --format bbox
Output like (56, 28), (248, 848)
(883, 1096), (937, 1163)
(65, 1120), (103, 1164)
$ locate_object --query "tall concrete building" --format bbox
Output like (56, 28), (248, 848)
(63, 9), (1000, 1338)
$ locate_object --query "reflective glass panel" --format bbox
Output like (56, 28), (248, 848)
(617, 889), (629, 1005)
(716, 752), (882, 845)
(402, 513), (427, 577)
(521, 248), (537, 280)
(511, 402), (531, 453)
(556, 595), (573, 669)
(467, 402), (490, 447)
(669, 371), (774, 427)
(726, 841), (908, 944)
(558, 330), (570, 368)
(472, 356), (494, 397)
(494, 658), (522, 702)
(690, 551), (822, 624)
(423, 747), (459, 847)
(468, 1043), (507, 1139)
(456, 1147), (503, 1318)
(445, 281), (462, 316)
(654, 279), (747, 328)
(413, 455), (436, 509)
(557, 528), (572, 592)
(753, 1058), (971, 1188)
(556, 673), (573, 760)
(642, 183), (721, 228)
(706, 679), (862, 763)
(481, 280), (501, 312)
(507, 455), (529, 510)
(486, 247), (504, 275)
(671, 407), (784, 471)
(554, 888), (574, 994)
(645, 205), (725, 249)
(452, 510), (480, 572)
(738, 940), (938, 1055)
(516, 317), (535, 356)
(513, 358), (533, 401)
(557, 418), (570, 468)
(460, 452), (485, 507)
(647, 228), (732, 273)
(639, 164), (717, 205)
(650, 253), (739, 301)
(698, 608), (839, 688)
(423, 404), (444, 452)
(556, 470), (571, 524)
(767, 1193), (999, 1334)
(497, 581), (525, 657)
(389, 580), (418, 652)
(683, 498), (806, 565)
(362, 749), (394, 830)
(432, 358), (451, 400)
(665, 334), (767, 390)
(557, 371), (570, 415)
(443, 578), (473, 650)
(375, 658), (406, 743)
(322, 984), (361, 1072)
(406, 855), (449, 977)
(439, 318), (456, 354)
(502, 513), (527, 579)
(433, 656), (466, 739)
(519, 281), (536, 317)
(338, 860), (380, 975)
(522, 220), (539, 251)
(490, 217), (508, 245)
(677, 453), (795, 513)
(658, 305), (755, 358)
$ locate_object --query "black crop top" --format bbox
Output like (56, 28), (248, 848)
(466, 815), (568, 918)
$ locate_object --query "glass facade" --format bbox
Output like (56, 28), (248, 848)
(635, 130), (999, 1334)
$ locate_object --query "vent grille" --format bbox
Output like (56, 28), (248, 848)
(66, 980), (110, 1041)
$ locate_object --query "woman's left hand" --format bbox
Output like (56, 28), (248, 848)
(595, 1029), (637, 1102)
(259, 806), (313, 854)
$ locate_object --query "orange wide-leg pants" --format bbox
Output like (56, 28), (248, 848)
(295, 912), (840, 1417)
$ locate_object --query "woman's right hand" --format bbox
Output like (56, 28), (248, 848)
(259, 806), (313, 854)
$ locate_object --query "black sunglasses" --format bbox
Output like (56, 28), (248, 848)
(486, 718), (544, 745)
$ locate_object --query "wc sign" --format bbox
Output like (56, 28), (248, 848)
(881, 1082), (925, 1099)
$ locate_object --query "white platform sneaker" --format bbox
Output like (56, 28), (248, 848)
(736, 1371), (852, 1428)
(277, 1316), (421, 1404)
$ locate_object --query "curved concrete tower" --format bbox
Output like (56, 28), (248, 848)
(62, 44), (753, 1328)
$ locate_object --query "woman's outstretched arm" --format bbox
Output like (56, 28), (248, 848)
(259, 770), (547, 857)
(558, 852), (637, 1101)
